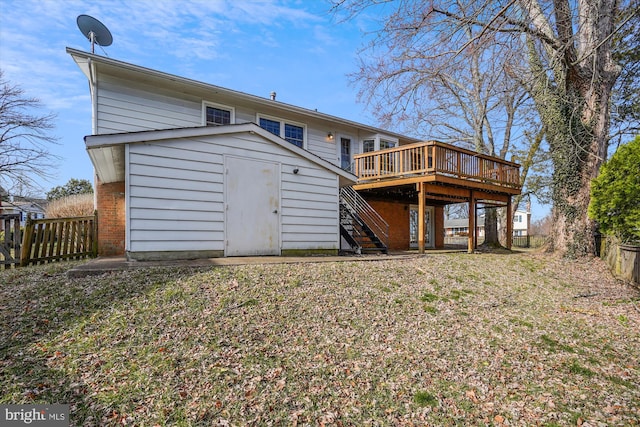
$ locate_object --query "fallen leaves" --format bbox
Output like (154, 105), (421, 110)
(0, 254), (639, 425)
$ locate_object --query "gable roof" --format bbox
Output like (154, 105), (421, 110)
(85, 123), (357, 187)
(66, 47), (421, 145)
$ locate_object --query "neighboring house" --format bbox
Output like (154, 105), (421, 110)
(0, 199), (47, 227)
(511, 210), (530, 236)
(444, 216), (486, 238)
(444, 209), (530, 237)
(68, 47), (521, 260)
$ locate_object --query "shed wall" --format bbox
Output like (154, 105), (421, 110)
(126, 132), (339, 258)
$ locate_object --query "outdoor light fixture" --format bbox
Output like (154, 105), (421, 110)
(293, 167), (300, 174)
(327, 132), (334, 140)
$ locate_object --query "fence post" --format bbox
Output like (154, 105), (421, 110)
(19, 214), (34, 267)
(12, 214), (21, 265)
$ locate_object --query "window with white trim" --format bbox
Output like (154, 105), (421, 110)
(363, 139), (375, 153)
(257, 114), (306, 148)
(203, 102), (234, 126)
(362, 135), (398, 152)
(380, 139), (396, 150)
(284, 123), (304, 148)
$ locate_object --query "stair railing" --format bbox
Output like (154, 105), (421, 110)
(339, 186), (389, 250)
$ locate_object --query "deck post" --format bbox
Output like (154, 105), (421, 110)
(418, 182), (425, 254)
(506, 196), (513, 250)
(468, 191), (475, 254)
(474, 202), (478, 250)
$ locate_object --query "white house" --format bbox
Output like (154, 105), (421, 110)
(444, 209), (531, 238)
(68, 47), (521, 260)
(68, 48), (421, 260)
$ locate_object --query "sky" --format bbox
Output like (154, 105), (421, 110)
(0, 0), (550, 220)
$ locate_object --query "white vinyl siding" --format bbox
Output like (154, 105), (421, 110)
(96, 75), (201, 133)
(127, 143), (224, 252)
(126, 131), (339, 254)
(305, 127), (340, 165)
(94, 74), (356, 168)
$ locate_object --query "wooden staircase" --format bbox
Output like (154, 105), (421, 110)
(339, 186), (388, 254)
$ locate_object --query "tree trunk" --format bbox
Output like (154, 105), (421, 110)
(549, 79), (616, 257)
(481, 207), (501, 248)
(524, 0), (620, 257)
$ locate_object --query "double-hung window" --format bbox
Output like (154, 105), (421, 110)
(203, 102), (234, 126)
(258, 115), (306, 148)
(259, 118), (280, 135)
(363, 139), (375, 153)
(284, 123), (304, 148)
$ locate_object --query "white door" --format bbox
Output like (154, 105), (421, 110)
(340, 137), (352, 171)
(225, 157), (280, 256)
(410, 205), (435, 249)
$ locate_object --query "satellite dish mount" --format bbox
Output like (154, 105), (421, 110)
(77, 14), (113, 53)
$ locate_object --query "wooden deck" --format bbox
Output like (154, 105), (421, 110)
(353, 141), (521, 194)
(352, 141), (522, 254)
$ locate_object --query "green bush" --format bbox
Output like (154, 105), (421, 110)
(588, 136), (640, 244)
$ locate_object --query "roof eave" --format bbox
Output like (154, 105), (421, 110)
(66, 47), (420, 144)
(85, 123), (357, 186)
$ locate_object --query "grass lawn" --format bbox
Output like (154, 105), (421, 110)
(1, 252), (638, 426)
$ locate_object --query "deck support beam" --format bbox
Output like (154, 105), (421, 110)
(474, 201), (478, 250)
(418, 182), (425, 254)
(468, 191), (475, 254)
(506, 196), (513, 250)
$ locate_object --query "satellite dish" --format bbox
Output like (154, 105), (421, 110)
(77, 14), (112, 53)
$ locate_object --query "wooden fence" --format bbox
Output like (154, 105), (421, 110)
(1, 214), (21, 269)
(19, 214), (97, 267)
(601, 237), (640, 285)
(512, 235), (548, 249)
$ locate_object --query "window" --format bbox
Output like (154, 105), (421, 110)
(362, 139), (376, 171)
(258, 115), (306, 148)
(206, 107), (231, 125)
(362, 136), (398, 152)
(203, 102), (234, 126)
(363, 139), (375, 153)
(380, 139), (396, 150)
(284, 123), (304, 148)
(259, 118), (280, 135)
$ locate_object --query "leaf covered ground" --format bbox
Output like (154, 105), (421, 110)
(1, 252), (638, 426)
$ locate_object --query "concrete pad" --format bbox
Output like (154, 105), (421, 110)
(66, 252), (413, 278)
(67, 248), (468, 278)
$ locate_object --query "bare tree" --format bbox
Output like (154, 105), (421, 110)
(335, 0), (547, 248)
(0, 70), (59, 196)
(333, 0), (636, 256)
(610, 8), (640, 145)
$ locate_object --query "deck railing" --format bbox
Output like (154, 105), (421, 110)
(354, 141), (521, 189)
